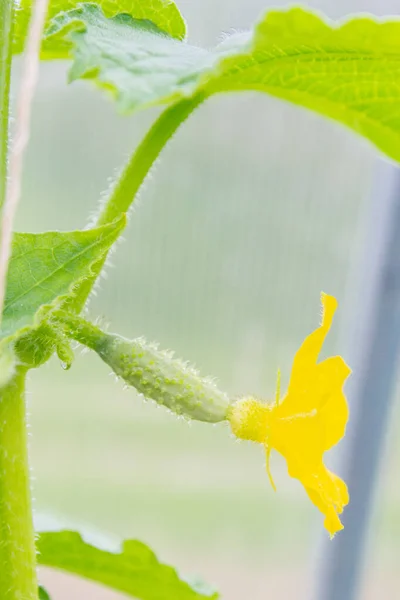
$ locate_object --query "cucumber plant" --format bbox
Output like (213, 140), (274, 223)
(1, 0), (399, 598)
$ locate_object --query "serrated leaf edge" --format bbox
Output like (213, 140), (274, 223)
(0, 215), (126, 352)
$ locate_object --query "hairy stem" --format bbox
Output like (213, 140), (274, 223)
(52, 309), (105, 348)
(72, 94), (204, 312)
(0, 0), (14, 211)
(97, 94), (204, 226)
(0, 367), (38, 599)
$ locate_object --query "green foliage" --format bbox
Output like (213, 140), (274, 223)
(13, 0), (186, 57)
(46, 4), (400, 162)
(45, 4), (208, 110)
(38, 586), (51, 600)
(1, 217), (125, 346)
(37, 530), (218, 600)
(2, 0), (398, 597)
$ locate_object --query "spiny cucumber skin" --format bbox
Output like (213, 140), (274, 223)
(96, 334), (230, 423)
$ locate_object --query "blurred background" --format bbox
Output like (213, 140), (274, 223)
(11, 0), (400, 598)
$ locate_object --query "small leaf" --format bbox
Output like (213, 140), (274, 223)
(39, 585), (52, 600)
(13, 0), (186, 57)
(37, 530), (219, 600)
(0, 217), (125, 344)
(47, 4), (400, 162)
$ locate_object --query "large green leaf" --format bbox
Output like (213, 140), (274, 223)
(13, 0), (185, 57)
(46, 5), (400, 162)
(37, 530), (218, 600)
(0, 216), (125, 343)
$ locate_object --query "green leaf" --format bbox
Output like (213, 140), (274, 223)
(13, 0), (186, 57)
(44, 4), (223, 111)
(39, 585), (52, 600)
(47, 4), (400, 162)
(37, 530), (219, 600)
(0, 216), (125, 344)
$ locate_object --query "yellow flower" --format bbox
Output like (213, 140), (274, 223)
(228, 293), (351, 536)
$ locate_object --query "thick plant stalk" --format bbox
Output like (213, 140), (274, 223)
(0, 367), (38, 599)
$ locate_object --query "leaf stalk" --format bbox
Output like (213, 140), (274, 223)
(71, 94), (205, 312)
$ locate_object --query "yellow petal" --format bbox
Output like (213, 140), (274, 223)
(287, 292), (337, 397)
(304, 468), (349, 536)
(276, 293), (350, 452)
(270, 407), (325, 469)
(276, 355), (350, 447)
(318, 357), (350, 450)
(268, 397), (349, 533)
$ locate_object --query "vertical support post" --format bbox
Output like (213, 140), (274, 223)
(313, 159), (400, 600)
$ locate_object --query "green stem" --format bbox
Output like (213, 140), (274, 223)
(97, 94), (204, 227)
(52, 309), (105, 349)
(0, 367), (38, 599)
(71, 94), (205, 312)
(0, 0), (14, 210)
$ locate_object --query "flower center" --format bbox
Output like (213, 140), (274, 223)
(228, 397), (274, 443)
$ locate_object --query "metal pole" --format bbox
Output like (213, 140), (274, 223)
(312, 159), (400, 600)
